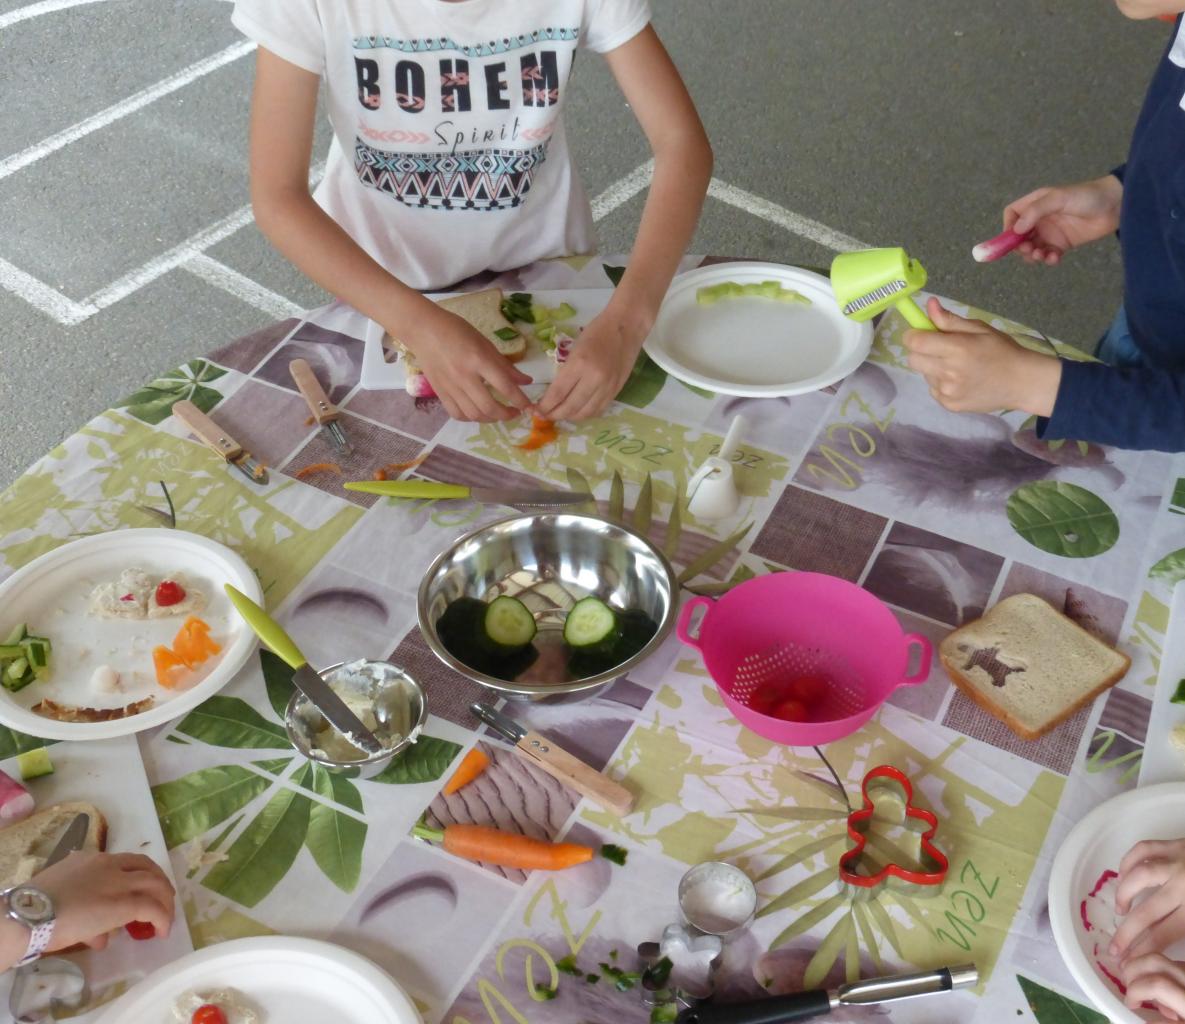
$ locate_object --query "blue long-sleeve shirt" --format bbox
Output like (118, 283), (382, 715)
(1042, 16), (1185, 451)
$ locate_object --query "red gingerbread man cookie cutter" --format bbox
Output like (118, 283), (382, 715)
(837, 765), (949, 896)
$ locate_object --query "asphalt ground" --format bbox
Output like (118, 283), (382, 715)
(0, 0), (1168, 487)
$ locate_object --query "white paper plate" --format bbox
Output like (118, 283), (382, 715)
(0, 529), (261, 740)
(1049, 783), (1185, 1022)
(1139, 581), (1185, 786)
(644, 262), (873, 397)
(95, 936), (422, 1023)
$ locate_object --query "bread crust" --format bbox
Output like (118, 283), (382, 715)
(939, 594), (1131, 740)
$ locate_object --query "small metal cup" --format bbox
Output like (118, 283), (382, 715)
(285, 659), (427, 780)
(677, 861), (758, 940)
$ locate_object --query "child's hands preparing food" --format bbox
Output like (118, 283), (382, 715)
(1002, 175), (1124, 266)
(903, 298), (1063, 416)
(1110, 839), (1185, 963)
(1120, 953), (1185, 1022)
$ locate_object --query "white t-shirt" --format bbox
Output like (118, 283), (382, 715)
(232, 0), (651, 290)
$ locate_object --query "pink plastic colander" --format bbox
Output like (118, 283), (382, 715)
(676, 572), (932, 746)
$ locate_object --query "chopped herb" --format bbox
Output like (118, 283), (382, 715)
(601, 843), (629, 866)
(609, 949), (618, 961)
(585, 972), (600, 984)
(501, 292), (536, 323)
(642, 956), (673, 989)
(556, 955), (582, 977)
(650, 1003), (678, 1024)
(762, 976), (773, 988)
(533, 985), (558, 1001)
(598, 963), (642, 992)
(1173, 678), (1185, 704)
(494, 326), (520, 342)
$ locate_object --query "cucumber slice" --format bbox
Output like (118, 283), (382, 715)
(2, 625), (26, 646)
(564, 598), (618, 651)
(2, 658), (33, 693)
(16, 747), (53, 781)
(483, 597), (537, 652)
(0, 645), (25, 661)
(437, 597), (539, 681)
(23, 641), (50, 678)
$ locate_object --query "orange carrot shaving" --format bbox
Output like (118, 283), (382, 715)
(443, 747), (490, 796)
(413, 823), (593, 870)
(152, 646), (188, 689)
(516, 415), (558, 451)
(304, 415), (316, 427)
(373, 469), (387, 481)
(295, 462), (343, 479)
(383, 454), (428, 473)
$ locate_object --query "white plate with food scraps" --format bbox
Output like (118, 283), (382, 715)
(94, 936), (422, 1024)
(644, 262), (873, 397)
(1049, 783), (1185, 1022)
(1139, 581), (1185, 786)
(0, 529), (261, 741)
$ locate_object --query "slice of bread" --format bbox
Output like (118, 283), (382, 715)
(0, 802), (108, 888)
(390, 288), (526, 375)
(939, 593), (1131, 740)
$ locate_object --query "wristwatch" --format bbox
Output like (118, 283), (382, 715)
(1, 884), (55, 966)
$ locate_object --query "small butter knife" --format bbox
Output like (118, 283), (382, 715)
(224, 585), (384, 756)
(471, 702), (635, 817)
(174, 401), (269, 485)
(290, 359), (352, 456)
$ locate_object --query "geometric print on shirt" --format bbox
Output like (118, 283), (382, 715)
(353, 137), (549, 211)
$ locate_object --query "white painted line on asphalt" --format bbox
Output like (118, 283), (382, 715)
(184, 253), (304, 319)
(0, 254), (95, 324)
(706, 179), (872, 252)
(0, 0), (108, 32)
(0, 41), (256, 180)
(590, 159), (653, 221)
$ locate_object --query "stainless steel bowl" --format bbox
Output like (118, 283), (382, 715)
(285, 659), (427, 778)
(418, 513), (677, 699)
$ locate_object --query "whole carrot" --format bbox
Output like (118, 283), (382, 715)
(413, 823), (593, 870)
(443, 747), (490, 796)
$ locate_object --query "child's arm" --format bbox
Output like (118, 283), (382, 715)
(0, 851), (175, 970)
(904, 300), (1185, 453)
(248, 50), (531, 422)
(1114, 1), (1185, 19)
(536, 26), (712, 421)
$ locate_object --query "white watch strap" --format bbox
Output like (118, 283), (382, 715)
(16, 920), (54, 966)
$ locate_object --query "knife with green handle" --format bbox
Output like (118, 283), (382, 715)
(224, 585), (384, 756)
(344, 480), (588, 507)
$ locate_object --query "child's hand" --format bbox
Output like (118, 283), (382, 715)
(30, 851), (175, 955)
(1121, 954), (1185, 1021)
(1111, 839), (1185, 961)
(903, 299), (1062, 416)
(403, 310), (533, 422)
(535, 311), (647, 421)
(1004, 175), (1123, 265)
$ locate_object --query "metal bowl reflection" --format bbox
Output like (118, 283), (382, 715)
(418, 513), (676, 700)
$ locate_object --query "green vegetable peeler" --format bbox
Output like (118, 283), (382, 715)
(830, 247), (936, 331)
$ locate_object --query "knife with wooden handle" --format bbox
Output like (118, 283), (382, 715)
(471, 703), (636, 816)
(289, 359), (352, 455)
(174, 400), (269, 484)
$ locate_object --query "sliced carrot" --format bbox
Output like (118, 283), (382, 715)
(152, 646), (188, 689)
(295, 462), (343, 479)
(516, 415), (558, 451)
(171, 617), (221, 667)
(414, 823), (593, 870)
(443, 747), (490, 796)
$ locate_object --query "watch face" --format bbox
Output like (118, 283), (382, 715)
(9, 887), (53, 925)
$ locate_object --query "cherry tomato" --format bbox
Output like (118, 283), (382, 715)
(155, 580), (186, 607)
(786, 675), (830, 706)
(124, 920), (156, 940)
(192, 1006), (228, 1024)
(771, 698), (809, 722)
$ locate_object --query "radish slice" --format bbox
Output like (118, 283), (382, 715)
(972, 229), (1034, 263)
(0, 770), (35, 823)
(406, 372), (437, 399)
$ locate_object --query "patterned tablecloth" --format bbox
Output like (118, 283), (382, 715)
(1, 253), (1180, 1024)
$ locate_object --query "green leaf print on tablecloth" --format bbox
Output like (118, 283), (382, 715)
(1016, 975), (1108, 1023)
(1006, 481), (1120, 558)
(370, 735), (461, 784)
(1150, 547), (1185, 586)
(307, 766), (367, 893)
(152, 765), (273, 849)
(0, 727), (55, 761)
(203, 765), (315, 908)
(261, 649), (296, 720)
(116, 359), (227, 425)
(176, 696), (291, 749)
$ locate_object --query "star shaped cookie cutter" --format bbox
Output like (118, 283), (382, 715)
(837, 765), (949, 899)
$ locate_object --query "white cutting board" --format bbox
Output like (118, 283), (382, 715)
(1139, 580), (1185, 786)
(0, 736), (192, 1018)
